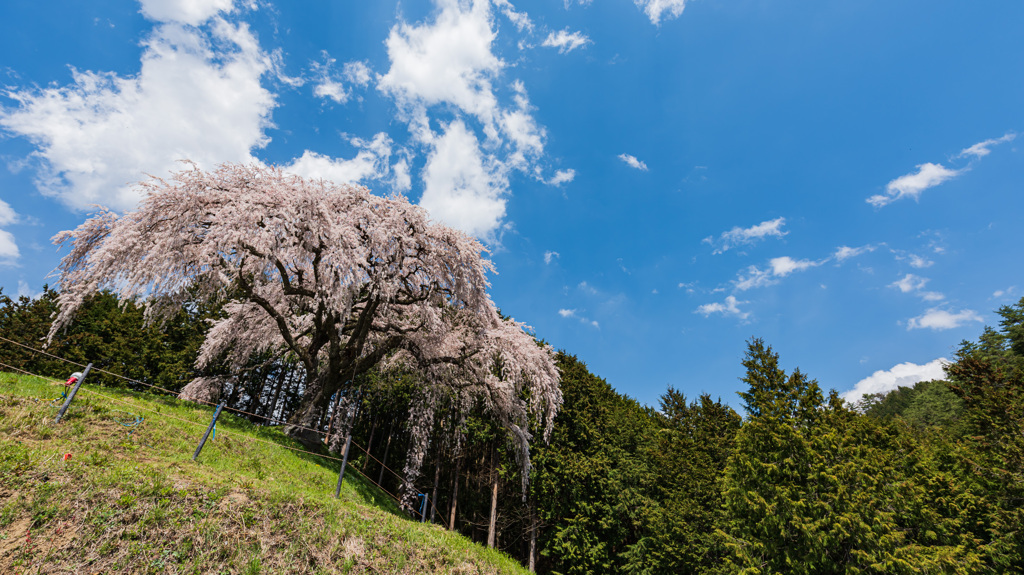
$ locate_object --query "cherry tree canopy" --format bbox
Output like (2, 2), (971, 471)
(49, 162), (561, 465)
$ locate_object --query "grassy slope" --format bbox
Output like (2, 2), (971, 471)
(0, 372), (528, 575)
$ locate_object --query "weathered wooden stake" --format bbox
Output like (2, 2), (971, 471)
(334, 434), (352, 499)
(192, 402), (225, 461)
(55, 363), (92, 424)
(420, 493), (428, 523)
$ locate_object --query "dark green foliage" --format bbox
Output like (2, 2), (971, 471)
(0, 287), (208, 391)
(863, 379), (965, 435)
(721, 339), (983, 574)
(945, 297), (1024, 570)
(6, 285), (1024, 574)
(530, 352), (659, 575)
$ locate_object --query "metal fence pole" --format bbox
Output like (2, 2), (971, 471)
(192, 402), (225, 461)
(334, 434), (352, 498)
(55, 363), (92, 424)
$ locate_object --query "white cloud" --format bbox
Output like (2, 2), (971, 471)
(958, 133), (1015, 159)
(501, 80), (546, 167)
(542, 29), (591, 53)
(313, 79), (349, 104)
(311, 55), (373, 105)
(379, 0), (503, 131)
(0, 20), (275, 212)
(833, 244), (874, 262)
(558, 307), (599, 328)
(0, 199), (17, 227)
(285, 132), (396, 187)
(618, 153), (648, 171)
(377, 0), (549, 239)
(544, 251), (559, 264)
(867, 163), (963, 207)
(908, 308), (983, 331)
(769, 256), (821, 277)
(0, 230), (19, 265)
(841, 358), (948, 403)
(734, 266), (775, 291)
(706, 217), (787, 254)
(993, 287), (1016, 299)
(891, 274), (928, 294)
(890, 273), (945, 302)
(419, 120), (507, 239)
(548, 169), (575, 186)
(578, 281), (597, 295)
(696, 295), (749, 320)
(634, 0), (687, 25)
(343, 61), (373, 87)
(138, 0), (234, 25)
(492, 0), (534, 32)
(908, 254), (933, 269)
(0, 198), (20, 265)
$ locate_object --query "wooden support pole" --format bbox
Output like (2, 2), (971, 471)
(55, 363), (91, 424)
(192, 402), (225, 461)
(334, 434), (352, 499)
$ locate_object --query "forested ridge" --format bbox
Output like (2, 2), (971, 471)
(3, 286), (1023, 574)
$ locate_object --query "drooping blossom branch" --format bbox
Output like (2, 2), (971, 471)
(49, 161), (561, 482)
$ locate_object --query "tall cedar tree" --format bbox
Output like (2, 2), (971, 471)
(721, 338), (983, 574)
(946, 297), (1024, 570)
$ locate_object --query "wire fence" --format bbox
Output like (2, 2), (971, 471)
(0, 337), (453, 528)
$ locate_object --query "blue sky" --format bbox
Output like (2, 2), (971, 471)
(1, 0), (1022, 408)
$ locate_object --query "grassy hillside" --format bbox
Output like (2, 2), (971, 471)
(0, 372), (528, 574)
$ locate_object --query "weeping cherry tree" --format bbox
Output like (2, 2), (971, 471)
(48, 162), (561, 496)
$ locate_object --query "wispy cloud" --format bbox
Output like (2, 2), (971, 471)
(542, 28), (590, 53)
(890, 273), (944, 301)
(544, 250), (560, 264)
(833, 244), (875, 262)
(958, 133), (1015, 159)
(547, 168), (575, 186)
(557, 307), (599, 328)
(733, 266), (774, 291)
(705, 217), (787, 254)
(634, 0), (688, 26)
(867, 163), (963, 207)
(493, 0), (534, 32)
(907, 308), (982, 331)
(908, 254), (933, 269)
(769, 256), (822, 277)
(695, 295), (749, 320)
(618, 153), (648, 171)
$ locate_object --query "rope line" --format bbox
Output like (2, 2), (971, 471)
(0, 336), (410, 482)
(1, 341), (457, 525)
(2, 362), (413, 514)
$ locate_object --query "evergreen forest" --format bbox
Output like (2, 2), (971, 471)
(3, 286), (1023, 574)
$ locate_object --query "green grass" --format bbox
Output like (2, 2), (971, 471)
(0, 371), (528, 574)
